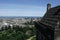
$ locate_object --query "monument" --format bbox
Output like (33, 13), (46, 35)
(34, 4), (60, 40)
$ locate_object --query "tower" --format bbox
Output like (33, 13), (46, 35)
(47, 3), (51, 11)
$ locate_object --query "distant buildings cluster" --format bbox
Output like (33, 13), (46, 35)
(0, 17), (41, 29)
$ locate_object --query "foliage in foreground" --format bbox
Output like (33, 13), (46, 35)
(0, 25), (36, 40)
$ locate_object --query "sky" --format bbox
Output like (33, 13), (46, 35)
(0, 0), (60, 17)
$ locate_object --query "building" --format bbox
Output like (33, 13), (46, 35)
(34, 3), (60, 40)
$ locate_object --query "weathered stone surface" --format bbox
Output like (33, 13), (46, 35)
(35, 4), (60, 40)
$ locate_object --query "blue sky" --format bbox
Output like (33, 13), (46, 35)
(0, 0), (60, 17)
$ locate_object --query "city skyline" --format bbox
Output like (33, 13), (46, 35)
(0, 0), (60, 17)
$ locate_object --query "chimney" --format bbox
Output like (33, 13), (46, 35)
(47, 3), (51, 11)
